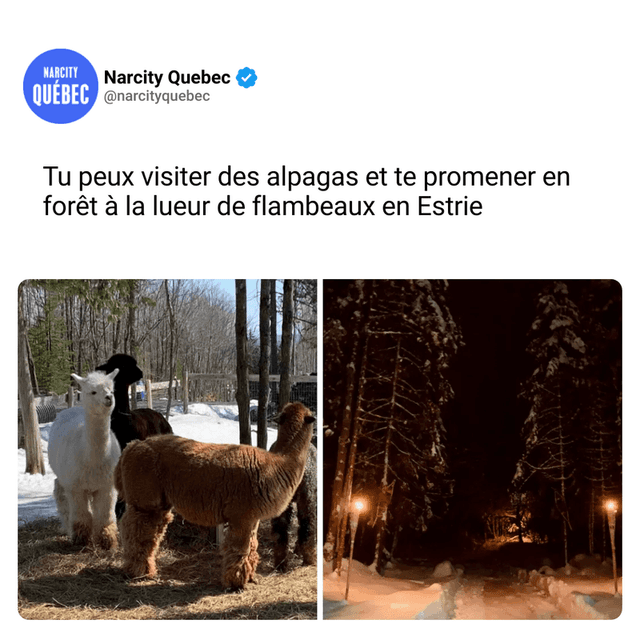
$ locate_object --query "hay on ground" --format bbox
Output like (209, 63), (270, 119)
(18, 516), (317, 620)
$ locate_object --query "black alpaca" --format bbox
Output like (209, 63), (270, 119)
(96, 354), (173, 517)
(271, 443), (317, 570)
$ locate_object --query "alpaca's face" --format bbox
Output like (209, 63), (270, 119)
(91, 385), (114, 408)
(115, 363), (143, 386)
(72, 369), (118, 409)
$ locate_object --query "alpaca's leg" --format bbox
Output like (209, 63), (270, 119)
(222, 520), (261, 590)
(120, 505), (173, 577)
(91, 488), (118, 550)
(53, 479), (71, 536)
(272, 504), (294, 571)
(247, 522), (260, 582)
(68, 489), (93, 546)
(294, 490), (317, 566)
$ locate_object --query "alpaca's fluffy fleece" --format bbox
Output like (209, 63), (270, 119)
(271, 442), (317, 571)
(115, 402), (315, 589)
(48, 369), (121, 549)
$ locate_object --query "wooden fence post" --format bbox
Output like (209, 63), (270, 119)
(130, 382), (137, 410)
(183, 370), (189, 415)
(145, 379), (152, 409)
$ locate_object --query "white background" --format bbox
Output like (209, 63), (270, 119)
(3, 0), (638, 633)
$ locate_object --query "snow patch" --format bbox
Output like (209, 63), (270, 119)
(527, 557), (622, 619)
(323, 558), (458, 619)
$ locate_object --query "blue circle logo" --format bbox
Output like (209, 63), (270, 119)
(23, 49), (98, 123)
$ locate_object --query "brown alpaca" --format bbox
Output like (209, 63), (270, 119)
(129, 408), (173, 440)
(114, 402), (315, 590)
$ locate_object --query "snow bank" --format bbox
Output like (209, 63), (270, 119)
(323, 559), (458, 620)
(18, 425), (56, 526)
(528, 558), (622, 620)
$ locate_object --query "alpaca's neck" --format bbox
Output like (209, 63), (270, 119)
(271, 425), (312, 511)
(113, 383), (131, 414)
(273, 422), (312, 463)
(83, 404), (113, 458)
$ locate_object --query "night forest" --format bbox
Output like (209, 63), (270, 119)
(323, 280), (622, 573)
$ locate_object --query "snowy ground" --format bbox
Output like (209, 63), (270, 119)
(323, 559), (457, 619)
(18, 401), (276, 527)
(323, 551), (622, 621)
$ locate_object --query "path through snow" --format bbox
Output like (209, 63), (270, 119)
(454, 573), (564, 619)
(323, 546), (622, 620)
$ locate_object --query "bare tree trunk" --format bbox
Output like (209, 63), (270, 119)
(113, 317), (121, 354)
(324, 402), (352, 564)
(270, 279), (278, 374)
(125, 281), (136, 353)
(278, 279), (294, 410)
(372, 341), (401, 574)
(292, 290), (297, 376)
(64, 294), (75, 373)
(588, 487), (595, 556)
(335, 420), (359, 574)
(163, 280), (177, 420)
(235, 280), (252, 445)
(126, 281), (138, 409)
(557, 384), (570, 566)
(335, 329), (369, 573)
(325, 280), (369, 570)
(25, 319), (39, 395)
(324, 282), (360, 564)
(257, 280), (271, 449)
(18, 282), (45, 474)
(516, 496), (524, 544)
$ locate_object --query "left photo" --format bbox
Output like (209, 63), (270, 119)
(18, 279), (317, 620)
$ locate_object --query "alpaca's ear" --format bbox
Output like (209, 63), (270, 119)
(107, 368), (119, 382)
(304, 415), (316, 424)
(71, 373), (84, 385)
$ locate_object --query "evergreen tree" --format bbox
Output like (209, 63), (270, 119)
(513, 281), (622, 560)
(323, 280), (371, 569)
(357, 280), (461, 570)
(575, 280), (622, 555)
(514, 281), (589, 563)
(324, 280), (462, 571)
(28, 294), (72, 395)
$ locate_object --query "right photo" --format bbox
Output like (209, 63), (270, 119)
(323, 280), (622, 620)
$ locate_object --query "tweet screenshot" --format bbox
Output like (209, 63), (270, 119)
(7, 1), (637, 632)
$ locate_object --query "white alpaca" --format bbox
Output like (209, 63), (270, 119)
(48, 369), (121, 549)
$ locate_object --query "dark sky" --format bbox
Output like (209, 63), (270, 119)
(445, 281), (540, 499)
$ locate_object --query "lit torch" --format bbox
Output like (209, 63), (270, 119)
(345, 498), (366, 601)
(605, 500), (619, 596)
